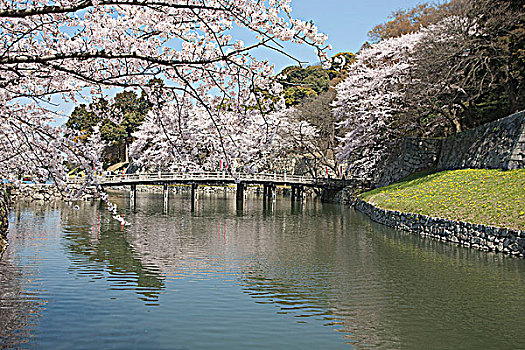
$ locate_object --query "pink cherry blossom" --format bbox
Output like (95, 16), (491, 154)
(0, 0), (328, 191)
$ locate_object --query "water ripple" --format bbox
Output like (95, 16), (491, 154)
(1, 195), (525, 349)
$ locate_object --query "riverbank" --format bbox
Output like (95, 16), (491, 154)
(360, 169), (524, 230)
(10, 184), (99, 202)
(355, 169), (525, 257)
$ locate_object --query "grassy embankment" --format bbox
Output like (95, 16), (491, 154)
(360, 169), (525, 231)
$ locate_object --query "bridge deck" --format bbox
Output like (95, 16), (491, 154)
(69, 171), (317, 187)
(67, 171), (358, 190)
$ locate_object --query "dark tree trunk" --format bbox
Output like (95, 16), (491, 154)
(0, 185), (10, 259)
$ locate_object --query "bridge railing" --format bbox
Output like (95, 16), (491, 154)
(68, 171), (318, 185)
(65, 172), (365, 189)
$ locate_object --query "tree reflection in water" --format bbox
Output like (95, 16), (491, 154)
(60, 200), (166, 306)
(1, 206), (48, 347)
(2, 192), (524, 349)
(116, 191), (525, 348)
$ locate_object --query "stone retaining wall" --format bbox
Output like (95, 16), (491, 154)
(374, 137), (442, 187)
(438, 111), (525, 170)
(374, 111), (525, 188)
(355, 200), (525, 258)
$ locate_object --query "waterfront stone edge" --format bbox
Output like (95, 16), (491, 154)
(354, 199), (525, 258)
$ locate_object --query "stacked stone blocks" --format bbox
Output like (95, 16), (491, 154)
(355, 200), (525, 258)
(354, 112), (525, 258)
(374, 111), (525, 188)
(438, 111), (525, 171)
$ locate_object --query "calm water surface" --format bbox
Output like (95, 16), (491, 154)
(1, 191), (524, 349)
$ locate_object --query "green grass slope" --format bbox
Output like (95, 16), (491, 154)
(360, 169), (525, 231)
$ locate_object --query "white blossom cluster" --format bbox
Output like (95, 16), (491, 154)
(0, 0), (328, 198)
(130, 98), (318, 175)
(333, 32), (424, 178)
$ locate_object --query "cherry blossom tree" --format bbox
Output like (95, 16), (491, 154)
(334, 0), (524, 182)
(332, 32), (423, 179)
(130, 95), (318, 175)
(0, 0), (329, 195)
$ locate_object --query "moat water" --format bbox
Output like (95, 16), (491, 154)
(1, 191), (524, 349)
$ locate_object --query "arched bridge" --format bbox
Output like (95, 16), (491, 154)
(96, 171), (317, 187)
(70, 171), (360, 208)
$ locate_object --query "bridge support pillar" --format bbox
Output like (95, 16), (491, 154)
(263, 184), (269, 199)
(191, 183), (198, 211)
(236, 183), (245, 201)
(163, 183), (169, 212)
(263, 184), (269, 200)
(130, 184), (137, 210)
(291, 185), (303, 202)
(236, 183), (245, 215)
(263, 183), (275, 201)
(270, 184), (276, 201)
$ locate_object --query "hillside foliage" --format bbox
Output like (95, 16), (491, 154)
(333, 0), (524, 178)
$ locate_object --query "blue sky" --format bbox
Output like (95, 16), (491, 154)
(268, 0), (425, 71)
